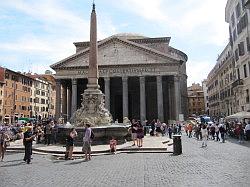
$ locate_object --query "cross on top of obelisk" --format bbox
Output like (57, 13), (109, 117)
(92, 0), (95, 11)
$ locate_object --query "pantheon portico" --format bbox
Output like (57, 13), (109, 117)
(50, 34), (188, 123)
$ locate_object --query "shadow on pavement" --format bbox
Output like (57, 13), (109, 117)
(225, 137), (250, 148)
(0, 162), (26, 168)
(64, 159), (88, 165)
(4, 159), (24, 163)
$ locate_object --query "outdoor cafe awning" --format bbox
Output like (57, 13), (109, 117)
(225, 111), (250, 121)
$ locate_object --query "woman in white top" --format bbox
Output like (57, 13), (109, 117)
(201, 124), (208, 147)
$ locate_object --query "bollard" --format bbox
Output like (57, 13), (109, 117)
(173, 135), (182, 155)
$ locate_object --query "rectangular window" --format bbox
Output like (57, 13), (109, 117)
(237, 68), (241, 79)
(237, 22), (242, 35)
(41, 99), (45, 104)
(235, 48), (239, 61)
(241, 0), (246, 9)
(244, 64), (247, 78)
(233, 29), (237, 41)
(246, 89), (249, 103)
(249, 62), (250, 75)
(247, 37), (250, 51)
(236, 3), (241, 18)
(5, 73), (9, 79)
(238, 42), (245, 56)
(231, 12), (235, 27)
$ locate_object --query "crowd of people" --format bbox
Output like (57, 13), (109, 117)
(184, 119), (250, 146)
(128, 118), (183, 148)
(1, 117), (249, 163)
(0, 120), (62, 146)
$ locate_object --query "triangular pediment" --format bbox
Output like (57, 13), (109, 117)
(51, 37), (183, 70)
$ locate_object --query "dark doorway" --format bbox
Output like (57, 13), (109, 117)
(110, 77), (123, 122)
(77, 78), (88, 109)
(145, 76), (157, 121)
(98, 78), (105, 93)
(128, 77), (140, 120)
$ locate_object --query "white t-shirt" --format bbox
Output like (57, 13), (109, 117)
(245, 124), (250, 131)
(201, 128), (208, 138)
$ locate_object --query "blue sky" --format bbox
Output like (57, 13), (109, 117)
(0, 0), (228, 86)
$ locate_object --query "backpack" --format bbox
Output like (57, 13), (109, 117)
(90, 130), (95, 140)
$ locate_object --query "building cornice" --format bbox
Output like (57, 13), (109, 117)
(129, 37), (171, 44)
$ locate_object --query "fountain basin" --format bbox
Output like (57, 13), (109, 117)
(57, 125), (130, 146)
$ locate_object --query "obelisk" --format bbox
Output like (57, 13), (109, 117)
(70, 3), (112, 126)
(86, 3), (100, 93)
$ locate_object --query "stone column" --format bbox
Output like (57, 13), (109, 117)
(62, 84), (67, 121)
(104, 77), (110, 111)
(140, 76), (146, 122)
(55, 79), (61, 121)
(174, 75), (181, 121)
(168, 82), (173, 120)
(67, 86), (72, 120)
(71, 79), (78, 116)
(156, 76), (164, 122)
(122, 76), (128, 118)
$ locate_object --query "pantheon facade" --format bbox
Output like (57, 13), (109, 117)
(51, 34), (188, 123)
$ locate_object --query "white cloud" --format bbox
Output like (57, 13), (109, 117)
(187, 59), (214, 85)
(112, 0), (228, 46)
(117, 0), (167, 22)
(0, 0), (118, 73)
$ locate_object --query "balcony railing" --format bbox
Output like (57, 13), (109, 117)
(232, 79), (243, 88)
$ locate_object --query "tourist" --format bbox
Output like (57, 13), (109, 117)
(0, 130), (10, 161)
(45, 121), (52, 145)
(150, 119), (155, 136)
(237, 123), (244, 143)
(65, 128), (77, 160)
(168, 125), (173, 139)
(109, 136), (117, 154)
(201, 124), (208, 147)
(178, 123), (182, 135)
(219, 124), (226, 143)
(23, 127), (35, 164)
(52, 121), (59, 144)
(36, 125), (43, 144)
(210, 123), (215, 140)
(82, 123), (92, 161)
(215, 124), (220, 141)
(155, 119), (162, 136)
(161, 123), (167, 136)
(188, 123), (193, 138)
(130, 119), (138, 146)
(245, 121), (250, 140)
(184, 124), (188, 136)
(136, 121), (144, 147)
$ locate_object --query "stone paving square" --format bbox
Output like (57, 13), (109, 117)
(1, 135), (250, 187)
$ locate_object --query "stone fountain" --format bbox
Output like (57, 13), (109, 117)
(57, 4), (128, 145)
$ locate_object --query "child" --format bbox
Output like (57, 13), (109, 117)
(109, 136), (117, 154)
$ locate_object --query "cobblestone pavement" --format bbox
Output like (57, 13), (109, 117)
(0, 135), (249, 187)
